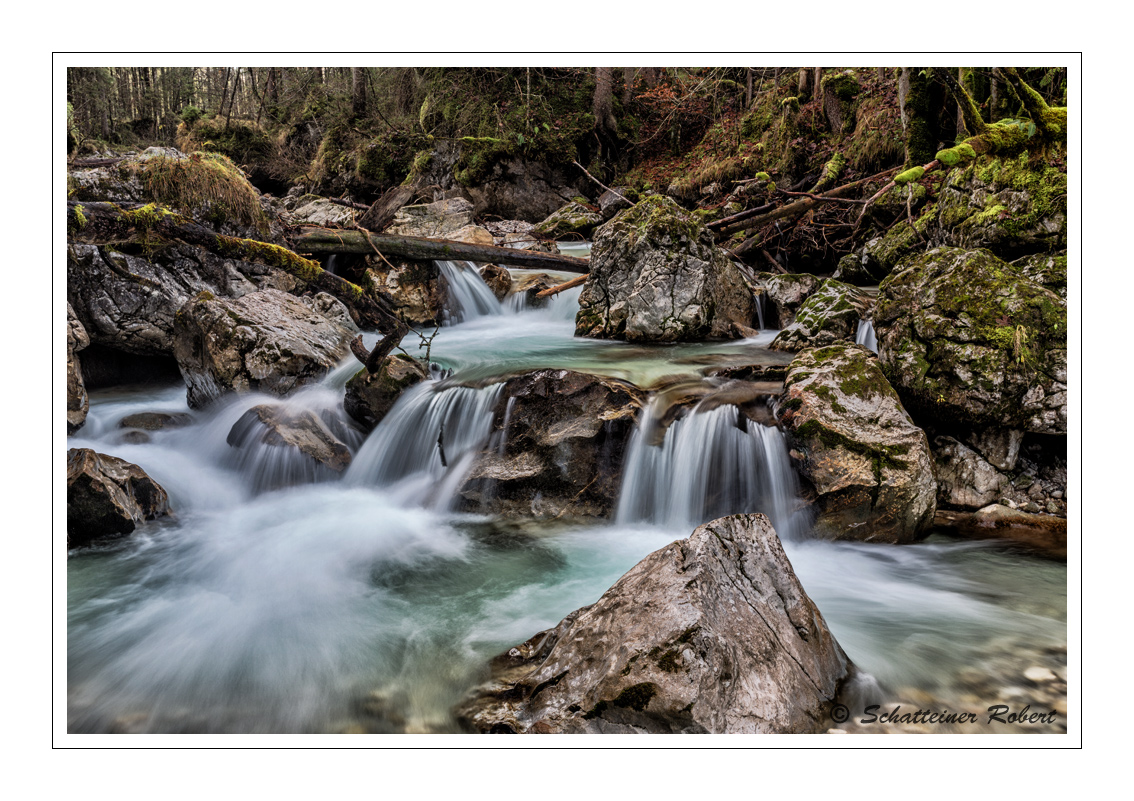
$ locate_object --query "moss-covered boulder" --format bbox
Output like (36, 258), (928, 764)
(67, 303), (90, 435)
(458, 370), (643, 519)
(533, 201), (602, 240)
(172, 289), (358, 409)
(761, 273), (820, 327)
(776, 344), (936, 543)
(575, 196), (755, 342)
(343, 354), (429, 432)
(1011, 251), (1067, 299)
(924, 153), (1067, 258)
(67, 448), (171, 548)
(456, 514), (852, 733)
(769, 279), (874, 352)
(835, 220), (925, 285)
(874, 247), (1067, 434)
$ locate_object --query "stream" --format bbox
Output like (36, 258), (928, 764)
(66, 256), (1066, 734)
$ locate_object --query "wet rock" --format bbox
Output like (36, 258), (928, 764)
(874, 247), (1067, 434)
(456, 513), (852, 733)
(227, 404), (352, 472)
(364, 261), (444, 325)
(459, 370), (643, 518)
(173, 289), (358, 409)
(118, 412), (193, 431)
(67, 243), (295, 357)
(770, 279), (874, 352)
(343, 354), (430, 432)
(533, 201), (603, 239)
(478, 264), (512, 301)
(67, 303), (91, 434)
(939, 503), (1068, 559)
(67, 448), (171, 548)
(761, 273), (821, 327)
(576, 196), (755, 342)
(776, 344), (936, 543)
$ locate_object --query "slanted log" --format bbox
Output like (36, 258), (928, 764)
(289, 227), (591, 273)
(535, 273), (588, 298)
(357, 184), (418, 232)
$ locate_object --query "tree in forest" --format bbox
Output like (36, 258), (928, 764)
(352, 67), (367, 120)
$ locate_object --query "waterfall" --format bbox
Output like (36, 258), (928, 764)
(345, 380), (502, 510)
(616, 400), (806, 538)
(855, 319), (878, 354)
(436, 260), (503, 324)
(755, 292), (766, 331)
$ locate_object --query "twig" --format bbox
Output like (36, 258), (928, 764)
(779, 190), (869, 204)
(536, 273), (588, 298)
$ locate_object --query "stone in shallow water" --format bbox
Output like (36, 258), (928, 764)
(67, 448), (171, 548)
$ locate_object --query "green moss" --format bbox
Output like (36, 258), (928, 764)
(129, 152), (266, 231)
(935, 143), (977, 167)
(894, 166), (925, 185)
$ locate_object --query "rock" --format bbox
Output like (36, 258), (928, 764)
(837, 222), (922, 284)
(67, 243), (295, 357)
(343, 354), (430, 432)
(287, 198), (356, 228)
(455, 513), (852, 734)
(67, 448), (171, 548)
(118, 412), (193, 431)
(172, 289), (358, 409)
(533, 201), (603, 239)
(67, 303), (91, 434)
(598, 187), (634, 220)
(364, 261), (445, 325)
(227, 404), (352, 472)
(964, 503), (1067, 559)
(447, 224), (496, 246)
(461, 156), (588, 221)
(926, 154), (1067, 259)
(458, 370), (643, 518)
(932, 436), (1006, 509)
(776, 344), (936, 543)
(498, 230), (560, 254)
(966, 427), (1024, 472)
(1011, 252), (1067, 299)
(575, 195), (755, 342)
(874, 247), (1067, 434)
(762, 273), (821, 327)
(386, 197), (476, 238)
(478, 264), (512, 301)
(769, 279), (874, 352)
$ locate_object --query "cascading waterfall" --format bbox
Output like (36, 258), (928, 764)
(616, 399), (806, 538)
(435, 260), (503, 324)
(855, 319), (878, 354)
(345, 380), (502, 510)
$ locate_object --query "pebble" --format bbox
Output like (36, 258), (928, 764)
(1024, 666), (1057, 683)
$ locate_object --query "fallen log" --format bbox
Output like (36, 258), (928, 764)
(290, 227), (591, 273)
(535, 273), (588, 298)
(357, 184), (418, 232)
(67, 200), (404, 334)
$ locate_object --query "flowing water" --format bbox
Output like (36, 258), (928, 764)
(67, 256), (1065, 733)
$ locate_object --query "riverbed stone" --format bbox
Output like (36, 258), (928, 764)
(478, 264), (511, 301)
(575, 195), (755, 342)
(458, 370), (644, 518)
(761, 273), (821, 328)
(932, 435), (1006, 509)
(873, 247), (1067, 434)
(343, 354), (430, 432)
(67, 303), (91, 434)
(172, 289), (358, 409)
(118, 412), (193, 431)
(533, 201), (602, 239)
(227, 404), (352, 472)
(67, 448), (171, 548)
(455, 513), (852, 733)
(776, 344), (936, 543)
(769, 279), (874, 353)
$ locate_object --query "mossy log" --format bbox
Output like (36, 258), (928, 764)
(67, 200), (404, 334)
(290, 227), (591, 273)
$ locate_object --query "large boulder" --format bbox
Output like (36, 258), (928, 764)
(67, 448), (171, 548)
(343, 354), (430, 432)
(287, 198), (357, 228)
(67, 243), (295, 357)
(932, 435), (1007, 509)
(67, 303), (90, 434)
(575, 196), (755, 342)
(172, 289), (358, 409)
(364, 261), (445, 326)
(874, 247), (1067, 434)
(456, 513), (852, 733)
(385, 197), (477, 238)
(461, 157), (588, 221)
(776, 344), (937, 543)
(458, 370), (643, 518)
(769, 279), (874, 353)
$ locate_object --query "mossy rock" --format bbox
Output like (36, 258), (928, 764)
(533, 201), (603, 239)
(769, 279), (874, 352)
(343, 354), (429, 432)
